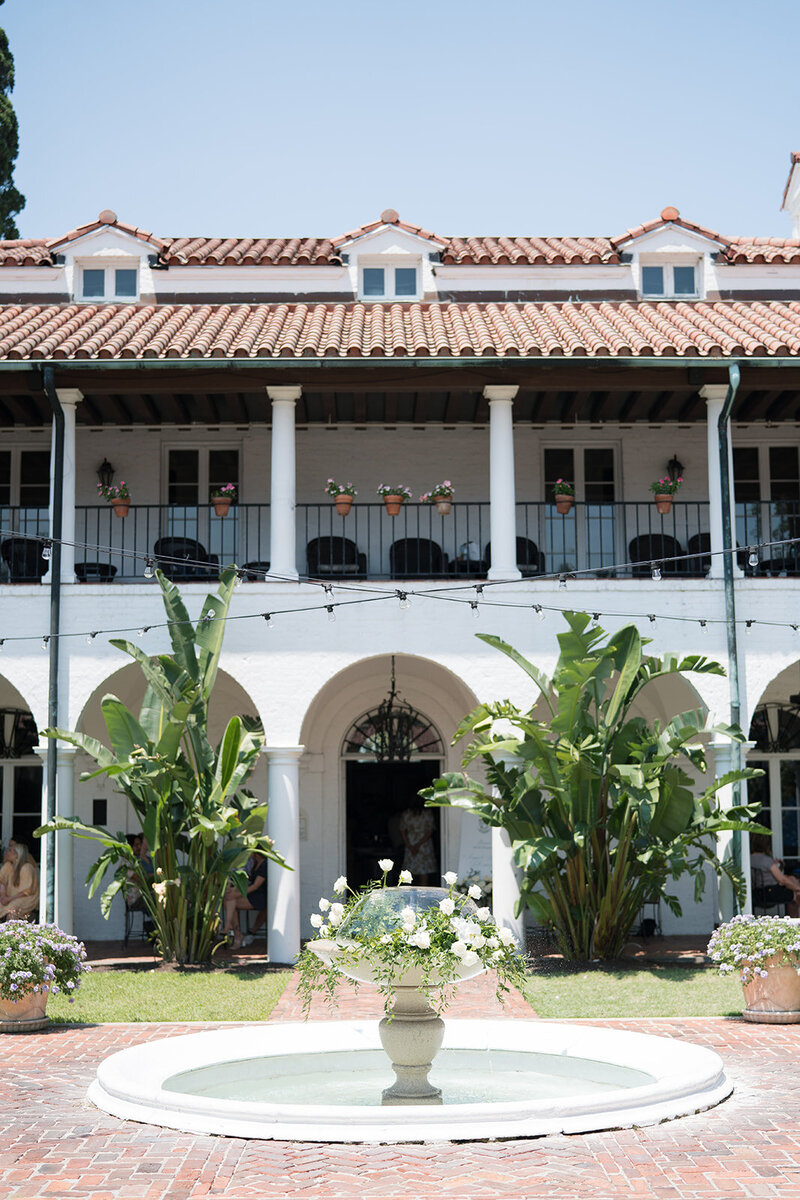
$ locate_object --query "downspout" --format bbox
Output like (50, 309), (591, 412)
(42, 366), (63, 925)
(718, 362), (742, 900)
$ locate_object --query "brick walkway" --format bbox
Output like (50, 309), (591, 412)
(5, 971), (800, 1200)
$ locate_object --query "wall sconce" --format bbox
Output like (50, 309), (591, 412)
(667, 454), (684, 482)
(97, 458), (115, 489)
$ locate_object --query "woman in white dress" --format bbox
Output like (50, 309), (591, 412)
(399, 803), (437, 885)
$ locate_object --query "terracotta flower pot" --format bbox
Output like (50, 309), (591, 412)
(434, 498), (452, 516)
(110, 499), (130, 518)
(334, 495), (353, 517)
(212, 498), (232, 517)
(383, 495), (405, 517)
(742, 955), (800, 1023)
(0, 990), (49, 1033)
(555, 496), (574, 515)
(654, 494), (673, 515)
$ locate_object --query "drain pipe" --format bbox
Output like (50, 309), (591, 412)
(42, 366), (63, 925)
(718, 362), (742, 900)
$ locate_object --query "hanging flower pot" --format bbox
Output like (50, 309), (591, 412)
(212, 498), (232, 517)
(110, 499), (130, 518)
(434, 498), (452, 516)
(650, 477), (682, 515)
(378, 485), (411, 516)
(383, 495), (405, 516)
(653, 494), (673, 516)
(555, 496), (574, 515)
(334, 494), (353, 517)
(210, 484), (237, 517)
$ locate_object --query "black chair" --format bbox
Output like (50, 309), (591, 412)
(390, 538), (447, 577)
(75, 562), (118, 583)
(306, 538), (366, 579)
(485, 538), (545, 578)
(241, 560), (271, 581)
(752, 870), (786, 916)
(687, 534), (748, 576)
(153, 537), (220, 582)
(0, 536), (49, 582)
(628, 534), (686, 578)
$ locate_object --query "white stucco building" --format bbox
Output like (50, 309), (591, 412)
(4, 156), (800, 955)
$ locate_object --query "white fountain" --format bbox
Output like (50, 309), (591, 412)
(88, 886), (732, 1142)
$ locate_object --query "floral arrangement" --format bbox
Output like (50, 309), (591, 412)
(210, 483), (237, 501)
(97, 480), (131, 502)
(325, 478), (357, 498)
(377, 484), (412, 500)
(0, 921), (91, 1002)
(420, 481), (454, 503)
(649, 477), (683, 496)
(455, 870), (493, 900)
(707, 914), (800, 985)
(297, 862), (527, 1015)
(552, 479), (575, 496)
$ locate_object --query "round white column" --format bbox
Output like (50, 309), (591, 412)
(266, 746), (304, 963)
(701, 384), (742, 580)
(54, 745), (76, 932)
(267, 387), (300, 582)
(54, 388), (83, 583)
(485, 386), (521, 581)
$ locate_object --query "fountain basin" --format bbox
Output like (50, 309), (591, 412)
(88, 1019), (731, 1143)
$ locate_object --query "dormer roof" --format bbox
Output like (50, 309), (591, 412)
(614, 207), (728, 250)
(48, 209), (165, 254)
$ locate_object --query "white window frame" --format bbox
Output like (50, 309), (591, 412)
(77, 260), (140, 302)
(358, 257), (422, 302)
(639, 259), (701, 300)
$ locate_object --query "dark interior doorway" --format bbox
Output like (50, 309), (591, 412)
(346, 760), (441, 890)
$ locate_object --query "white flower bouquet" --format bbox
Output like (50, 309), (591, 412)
(707, 914), (800, 985)
(297, 862), (526, 1015)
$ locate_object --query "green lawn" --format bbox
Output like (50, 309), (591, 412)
(48, 966), (291, 1024)
(525, 965), (743, 1018)
(47, 962), (743, 1024)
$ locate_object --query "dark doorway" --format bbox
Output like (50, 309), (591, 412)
(346, 760), (441, 890)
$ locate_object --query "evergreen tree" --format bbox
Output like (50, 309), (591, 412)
(0, 2), (24, 239)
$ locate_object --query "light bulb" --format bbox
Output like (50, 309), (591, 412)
(41, 635), (49, 650)
(326, 605), (336, 623)
(0, 639), (5, 651)
(86, 632), (98, 645)
(41, 540), (52, 561)
(748, 547), (759, 568)
(746, 620), (754, 634)
(235, 570), (244, 588)
(143, 558), (155, 580)
(470, 600), (480, 618)
(397, 591), (410, 610)
(558, 574), (567, 591)
(324, 584), (334, 599)
(138, 626), (150, 638)
(534, 605), (545, 621)
(263, 613), (273, 629)
(793, 625), (799, 635)
(699, 620), (708, 634)
(648, 614), (656, 624)
(651, 563), (662, 582)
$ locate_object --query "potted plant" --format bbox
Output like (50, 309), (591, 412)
(210, 483), (237, 517)
(552, 479), (575, 515)
(297, 864), (526, 1103)
(650, 476), (683, 515)
(420, 481), (455, 516)
(325, 478), (357, 517)
(97, 480), (131, 518)
(377, 483), (412, 517)
(0, 920), (90, 1033)
(707, 914), (800, 1023)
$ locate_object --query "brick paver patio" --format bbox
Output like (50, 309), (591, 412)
(4, 970), (800, 1200)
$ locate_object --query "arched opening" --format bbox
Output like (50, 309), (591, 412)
(748, 663), (800, 872)
(342, 657), (445, 888)
(0, 677), (42, 852)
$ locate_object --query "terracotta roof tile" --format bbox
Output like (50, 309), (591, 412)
(441, 235), (618, 265)
(1, 300), (800, 361)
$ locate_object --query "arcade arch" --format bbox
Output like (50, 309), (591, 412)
(0, 674), (42, 851)
(748, 662), (800, 873)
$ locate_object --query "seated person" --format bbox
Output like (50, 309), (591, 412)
(222, 852), (267, 949)
(751, 833), (800, 916)
(0, 840), (40, 921)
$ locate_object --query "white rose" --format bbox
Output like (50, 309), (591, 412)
(486, 936), (499, 949)
(498, 928), (515, 946)
(409, 929), (431, 949)
(475, 906), (491, 922)
(333, 876), (348, 895)
(450, 940), (467, 956)
(309, 913), (323, 929)
(400, 906), (416, 925)
(439, 898), (455, 916)
(378, 858), (394, 872)
(319, 898), (330, 911)
(328, 903), (345, 927)
(380, 934), (392, 944)
(491, 948), (504, 961)
(460, 949), (479, 967)
(468, 884), (482, 900)
(472, 934), (486, 949)
(399, 870), (413, 884)
(443, 871), (458, 887)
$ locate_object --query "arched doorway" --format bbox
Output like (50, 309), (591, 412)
(748, 701), (800, 875)
(342, 658), (444, 889)
(0, 679), (42, 852)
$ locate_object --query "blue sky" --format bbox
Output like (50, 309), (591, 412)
(5, 0), (800, 239)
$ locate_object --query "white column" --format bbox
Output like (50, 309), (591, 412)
(267, 387), (300, 582)
(489, 751), (525, 948)
(54, 745), (76, 932)
(485, 385), (521, 581)
(701, 384), (742, 580)
(53, 388), (83, 583)
(35, 744), (51, 924)
(709, 737), (754, 923)
(266, 746), (303, 963)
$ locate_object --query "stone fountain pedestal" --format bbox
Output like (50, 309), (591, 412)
(379, 985), (445, 1105)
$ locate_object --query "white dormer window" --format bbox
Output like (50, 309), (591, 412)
(79, 264), (139, 301)
(359, 262), (420, 301)
(640, 263), (698, 298)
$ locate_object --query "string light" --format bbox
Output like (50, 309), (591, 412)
(86, 632), (98, 644)
(41, 635), (49, 650)
(474, 584), (485, 596)
(558, 574), (567, 591)
(137, 626), (150, 637)
(262, 613), (274, 629)
(235, 570), (245, 588)
(648, 614), (657, 624)
(746, 620), (754, 634)
(200, 610), (214, 625)
(699, 620), (708, 633)
(41, 540), (52, 561)
(0, 639), (4, 650)
(534, 604), (545, 621)
(326, 605), (336, 623)
(470, 600), (480, 618)
(748, 547), (759, 568)
(143, 558), (155, 580)
(396, 591), (411, 610)
(323, 584), (334, 600)
(651, 562), (662, 582)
